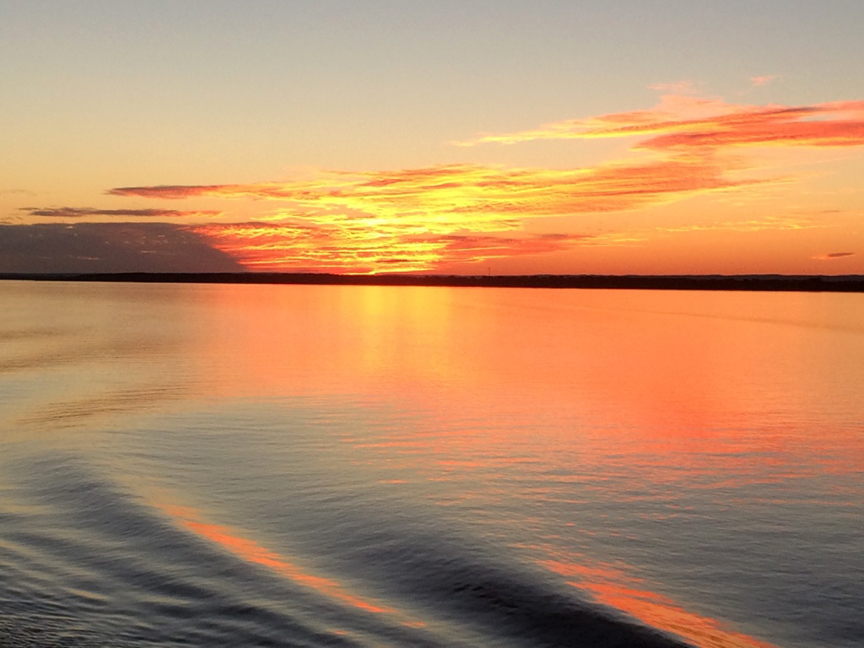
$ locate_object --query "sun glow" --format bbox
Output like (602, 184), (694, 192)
(11, 94), (864, 274)
(93, 95), (864, 273)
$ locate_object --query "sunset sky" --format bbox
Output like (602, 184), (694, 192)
(2, 0), (864, 275)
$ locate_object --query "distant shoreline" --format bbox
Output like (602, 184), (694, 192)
(2, 272), (864, 292)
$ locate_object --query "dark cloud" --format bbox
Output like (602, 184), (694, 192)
(813, 251), (856, 260)
(108, 185), (231, 199)
(0, 223), (245, 274)
(21, 207), (221, 218)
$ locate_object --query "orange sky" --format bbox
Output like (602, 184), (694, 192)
(2, 4), (863, 275)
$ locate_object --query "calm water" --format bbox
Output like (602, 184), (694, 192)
(0, 281), (862, 648)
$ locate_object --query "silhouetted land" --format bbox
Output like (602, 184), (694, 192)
(2, 272), (864, 292)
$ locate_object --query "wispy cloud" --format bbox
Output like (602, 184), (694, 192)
(648, 81), (697, 94)
(656, 215), (823, 234)
(21, 207), (221, 219)
(456, 96), (864, 149)
(750, 75), (776, 87)
(812, 251), (855, 260)
(639, 102), (864, 151)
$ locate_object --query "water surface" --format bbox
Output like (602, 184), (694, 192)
(1, 281), (862, 647)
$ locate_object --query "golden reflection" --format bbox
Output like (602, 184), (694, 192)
(349, 286), (455, 381)
(183, 286), (863, 647)
(191, 286), (864, 480)
(191, 284), (469, 400)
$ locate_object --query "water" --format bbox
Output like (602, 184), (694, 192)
(1, 281), (862, 648)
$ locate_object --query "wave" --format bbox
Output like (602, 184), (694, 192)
(0, 451), (693, 648)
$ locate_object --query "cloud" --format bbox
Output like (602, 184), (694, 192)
(750, 75), (776, 87)
(812, 251), (855, 260)
(40, 92), (864, 274)
(111, 158), (762, 225)
(456, 96), (864, 149)
(105, 155), (767, 272)
(638, 102), (864, 150)
(0, 223), (244, 274)
(108, 185), (228, 200)
(648, 81), (697, 94)
(21, 207), (221, 219)
(656, 215), (823, 234)
(0, 189), (37, 196)
(183, 222), (594, 273)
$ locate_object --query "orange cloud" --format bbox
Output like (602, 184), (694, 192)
(182, 222), (593, 273)
(656, 215), (823, 234)
(458, 96), (864, 149)
(108, 155), (765, 272)
(640, 104), (864, 150)
(812, 251), (855, 260)
(114, 158), (760, 225)
(61, 93), (863, 273)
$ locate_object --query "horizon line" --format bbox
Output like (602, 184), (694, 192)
(2, 272), (863, 293)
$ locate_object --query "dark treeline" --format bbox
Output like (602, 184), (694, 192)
(3, 272), (864, 292)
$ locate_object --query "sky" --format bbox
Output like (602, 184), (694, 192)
(2, 0), (864, 275)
